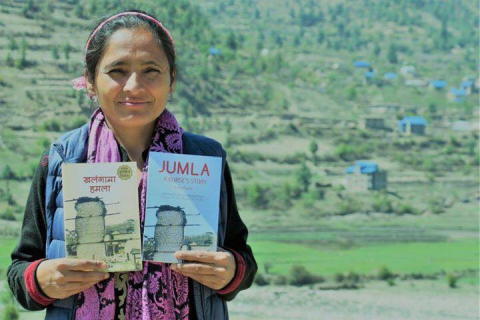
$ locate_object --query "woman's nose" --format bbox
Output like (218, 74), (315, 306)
(123, 72), (145, 93)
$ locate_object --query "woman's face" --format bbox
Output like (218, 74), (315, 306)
(87, 27), (174, 129)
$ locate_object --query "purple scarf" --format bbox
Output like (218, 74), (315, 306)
(75, 108), (189, 319)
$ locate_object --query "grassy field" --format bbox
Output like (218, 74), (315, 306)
(250, 238), (479, 277)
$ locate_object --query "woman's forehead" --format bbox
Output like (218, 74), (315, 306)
(100, 28), (168, 67)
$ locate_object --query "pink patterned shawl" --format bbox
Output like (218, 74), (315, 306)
(74, 108), (190, 319)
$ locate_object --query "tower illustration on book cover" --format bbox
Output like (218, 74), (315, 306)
(62, 162), (142, 272)
(143, 152), (223, 263)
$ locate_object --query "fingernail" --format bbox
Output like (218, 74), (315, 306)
(104, 273), (110, 279)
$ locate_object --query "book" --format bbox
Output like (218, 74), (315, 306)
(62, 162), (143, 272)
(143, 152), (223, 263)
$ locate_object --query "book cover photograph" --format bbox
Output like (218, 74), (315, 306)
(62, 162), (143, 272)
(143, 152), (223, 263)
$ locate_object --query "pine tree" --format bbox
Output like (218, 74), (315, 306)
(387, 43), (398, 64)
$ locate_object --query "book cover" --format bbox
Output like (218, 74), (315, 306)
(62, 162), (143, 272)
(143, 152), (223, 263)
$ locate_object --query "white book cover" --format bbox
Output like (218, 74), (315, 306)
(62, 162), (142, 272)
(143, 152), (222, 263)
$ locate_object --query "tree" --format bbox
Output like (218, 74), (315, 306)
(309, 140), (318, 165)
(387, 43), (398, 64)
(226, 31), (237, 51)
(52, 46), (60, 60)
(5, 52), (14, 67)
(373, 43), (381, 57)
(295, 161), (311, 193)
(247, 183), (266, 208)
(8, 37), (18, 51)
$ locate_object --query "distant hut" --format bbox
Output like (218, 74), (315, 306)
(448, 88), (468, 102)
(461, 80), (474, 95)
(208, 47), (222, 56)
(354, 61), (371, 68)
(405, 79), (428, 87)
(359, 116), (385, 130)
(364, 70), (375, 85)
(383, 72), (397, 81)
(398, 116), (427, 135)
(400, 65), (416, 78)
(345, 161), (387, 192)
(429, 80), (447, 91)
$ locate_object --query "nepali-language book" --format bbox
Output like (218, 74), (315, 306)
(143, 152), (223, 263)
(62, 162), (143, 272)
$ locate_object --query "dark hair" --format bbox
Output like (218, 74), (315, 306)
(85, 9), (176, 87)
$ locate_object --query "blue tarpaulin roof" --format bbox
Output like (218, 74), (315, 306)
(450, 88), (467, 96)
(354, 61), (371, 68)
(398, 116), (427, 126)
(384, 72), (397, 80)
(430, 80), (447, 88)
(209, 47), (222, 55)
(365, 71), (375, 78)
(346, 161), (378, 174)
(461, 80), (474, 88)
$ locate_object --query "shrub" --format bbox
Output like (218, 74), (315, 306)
(372, 191), (393, 213)
(1, 304), (19, 320)
(334, 272), (345, 283)
(288, 265), (325, 286)
(377, 266), (394, 280)
(395, 202), (418, 215)
(0, 207), (16, 221)
(41, 119), (62, 132)
(254, 273), (269, 286)
(387, 278), (395, 286)
(446, 273), (459, 288)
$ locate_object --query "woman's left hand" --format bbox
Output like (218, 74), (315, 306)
(170, 248), (236, 290)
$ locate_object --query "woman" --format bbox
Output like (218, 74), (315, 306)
(7, 9), (257, 320)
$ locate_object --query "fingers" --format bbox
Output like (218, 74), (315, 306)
(177, 273), (225, 290)
(58, 259), (107, 272)
(174, 251), (231, 266)
(62, 270), (110, 283)
(170, 263), (226, 276)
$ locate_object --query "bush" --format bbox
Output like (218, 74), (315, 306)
(41, 119), (62, 132)
(288, 265), (324, 286)
(334, 272), (345, 283)
(377, 266), (394, 280)
(372, 191), (393, 213)
(446, 273), (459, 288)
(0, 207), (16, 221)
(254, 273), (269, 286)
(395, 202), (418, 215)
(1, 304), (19, 320)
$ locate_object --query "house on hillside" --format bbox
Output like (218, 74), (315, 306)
(345, 161), (387, 192)
(461, 80), (474, 95)
(429, 80), (447, 91)
(400, 66), (416, 78)
(405, 79), (428, 87)
(364, 70), (375, 85)
(398, 116), (427, 135)
(354, 61), (371, 68)
(384, 72), (397, 81)
(208, 47), (222, 56)
(359, 116), (385, 130)
(448, 88), (467, 102)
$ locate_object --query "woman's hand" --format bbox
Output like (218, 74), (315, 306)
(170, 248), (236, 290)
(36, 258), (109, 299)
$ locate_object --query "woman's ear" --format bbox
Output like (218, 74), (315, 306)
(84, 71), (96, 97)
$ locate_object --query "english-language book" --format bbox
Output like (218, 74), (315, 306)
(62, 162), (143, 272)
(143, 152), (223, 263)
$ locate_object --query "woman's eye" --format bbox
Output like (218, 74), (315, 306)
(109, 69), (125, 74)
(146, 68), (159, 73)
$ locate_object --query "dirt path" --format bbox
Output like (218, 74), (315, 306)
(228, 280), (479, 320)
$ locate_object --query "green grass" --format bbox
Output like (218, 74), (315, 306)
(251, 238), (479, 277)
(0, 238), (18, 273)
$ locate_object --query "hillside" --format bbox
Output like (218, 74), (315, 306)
(0, 0), (478, 298)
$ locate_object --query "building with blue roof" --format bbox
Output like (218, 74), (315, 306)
(345, 161), (387, 191)
(384, 72), (397, 81)
(448, 88), (468, 102)
(429, 80), (447, 90)
(354, 61), (371, 68)
(398, 116), (427, 135)
(461, 80), (474, 94)
(364, 71), (375, 85)
(209, 47), (222, 56)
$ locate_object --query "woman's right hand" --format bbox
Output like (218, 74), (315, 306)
(36, 258), (109, 299)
